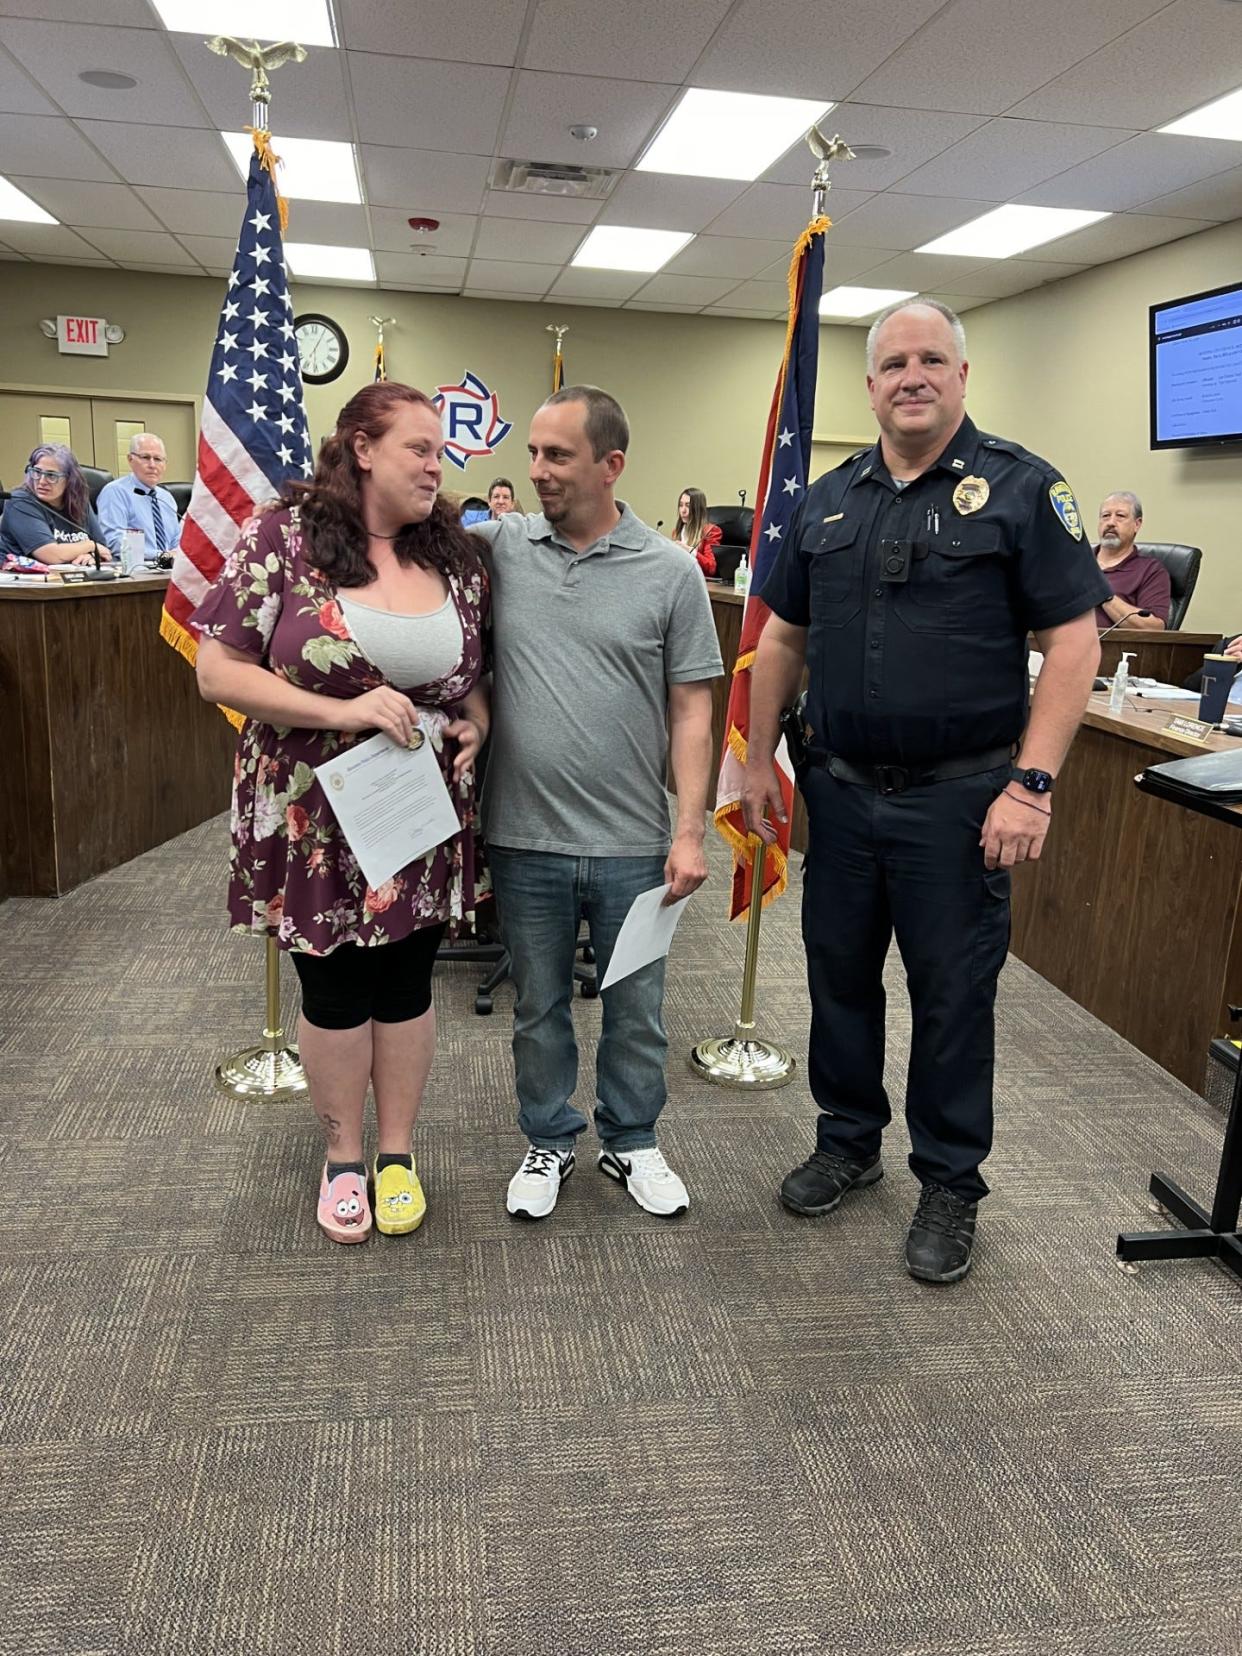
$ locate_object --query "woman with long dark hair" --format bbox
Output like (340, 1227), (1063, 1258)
(0, 444), (112, 567)
(192, 383), (489, 1245)
(671, 487), (721, 578)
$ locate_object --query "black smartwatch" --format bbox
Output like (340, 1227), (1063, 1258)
(1010, 765), (1054, 795)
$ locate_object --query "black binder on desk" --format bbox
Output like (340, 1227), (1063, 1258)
(1143, 747), (1242, 805)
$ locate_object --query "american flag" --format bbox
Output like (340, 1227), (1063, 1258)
(713, 216), (828, 921)
(159, 134), (313, 676)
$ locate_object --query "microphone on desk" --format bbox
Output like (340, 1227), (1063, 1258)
(1099, 609), (1152, 640)
(655, 519), (664, 531)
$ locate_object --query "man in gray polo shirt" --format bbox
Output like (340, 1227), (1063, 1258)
(471, 385), (723, 1221)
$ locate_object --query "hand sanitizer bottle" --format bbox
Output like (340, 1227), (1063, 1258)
(1108, 650), (1135, 714)
(734, 554), (750, 595)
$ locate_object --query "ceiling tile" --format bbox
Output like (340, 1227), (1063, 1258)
(501, 72), (679, 171)
(0, 19), (210, 127)
(625, 301), (704, 313)
(0, 0), (150, 19)
(0, 113), (117, 181)
(763, 106), (989, 191)
(361, 147), (492, 214)
(850, 0), (1169, 114)
(855, 251), (993, 289)
(689, 0), (945, 100)
(597, 172), (747, 233)
(711, 278), (789, 312)
(370, 208), (477, 257)
(167, 39), (350, 142)
(336, 0), (529, 63)
(472, 216), (585, 263)
(823, 194), (989, 250)
(461, 290), (544, 304)
(668, 234), (793, 279)
(775, 243), (895, 284)
(5, 176), (160, 230)
(522, 0), (732, 81)
(705, 183), (874, 241)
(0, 43), (57, 114)
(1134, 164), (1242, 223)
(547, 267), (649, 302)
(1021, 134), (1242, 213)
(480, 189), (602, 224)
(278, 203), (371, 246)
(347, 55), (510, 153)
(76, 226), (196, 265)
(140, 188), (242, 237)
(1034, 212), (1215, 264)
(177, 235), (240, 269)
(75, 120), (239, 190)
(935, 258), (1090, 299)
(705, 306), (784, 321)
(374, 252), (467, 287)
(117, 262), (201, 275)
(892, 119), (1134, 201)
(0, 222), (107, 258)
(922, 292), (991, 313)
(1009, 0), (1242, 127)
(464, 260), (560, 295)
(629, 272), (742, 306)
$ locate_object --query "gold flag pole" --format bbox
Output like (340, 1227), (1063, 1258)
(690, 128), (855, 1092)
(690, 837), (794, 1088)
(205, 33), (309, 1103)
(545, 321), (568, 390)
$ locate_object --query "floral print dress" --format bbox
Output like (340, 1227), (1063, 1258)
(192, 506), (489, 955)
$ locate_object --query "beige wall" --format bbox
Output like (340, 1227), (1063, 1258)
(0, 261), (874, 528)
(962, 218), (1242, 633)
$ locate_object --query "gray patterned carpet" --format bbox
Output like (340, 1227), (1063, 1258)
(1, 817), (1239, 1656)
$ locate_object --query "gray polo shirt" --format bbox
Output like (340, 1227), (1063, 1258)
(472, 502), (723, 856)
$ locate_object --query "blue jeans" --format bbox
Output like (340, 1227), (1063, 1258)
(489, 849), (669, 1153)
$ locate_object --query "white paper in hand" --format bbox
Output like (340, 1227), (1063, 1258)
(314, 729), (459, 891)
(599, 883), (692, 991)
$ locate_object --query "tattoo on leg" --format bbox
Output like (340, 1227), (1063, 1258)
(319, 1112), (342, 1146)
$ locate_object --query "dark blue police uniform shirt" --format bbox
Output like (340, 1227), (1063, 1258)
(759, 414), (1111, 766)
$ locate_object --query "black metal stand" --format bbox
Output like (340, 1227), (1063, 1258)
(1117, 763), (1242, 1280)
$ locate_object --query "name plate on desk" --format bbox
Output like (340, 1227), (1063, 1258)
(1165, 714), (1214, 744)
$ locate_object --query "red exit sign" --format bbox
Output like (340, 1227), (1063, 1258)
(56, 315), (108, 356)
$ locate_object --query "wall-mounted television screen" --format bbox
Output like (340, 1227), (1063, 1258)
(1150, 280), (1242, 449)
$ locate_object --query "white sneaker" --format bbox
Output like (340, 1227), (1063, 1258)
(598, 1146), (689, 1217)
(506, 1144), (575, 1220)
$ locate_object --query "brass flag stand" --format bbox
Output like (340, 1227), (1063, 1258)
(205, 33), (309, 1103)
(690, 837), (795, 1089)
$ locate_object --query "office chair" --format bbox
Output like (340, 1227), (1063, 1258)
(704, 504), (754, 585)
(1141, 542), (1202, 630)
(80, 466), (113, 508)
(164, 481), (193, 518)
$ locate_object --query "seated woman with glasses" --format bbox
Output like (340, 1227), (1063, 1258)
(0, 444), (112, 568)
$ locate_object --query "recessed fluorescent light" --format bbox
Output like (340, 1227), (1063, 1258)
(284, 242), (375, 281)
(637, 89), (835, 182)
(152, 0), (335, 48)
(917, 204), (1109, 259)
(1160, 86), (1242, 140)
(819, 285), (917, 319)
(572, 224), (694, 273)
(0, 176), (57, 225)
(221, 133), (362, 205)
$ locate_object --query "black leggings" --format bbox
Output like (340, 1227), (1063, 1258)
(290, 923), (447, 1030)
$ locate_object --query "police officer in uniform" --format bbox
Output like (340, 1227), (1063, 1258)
(743, 298), (1109, 1284)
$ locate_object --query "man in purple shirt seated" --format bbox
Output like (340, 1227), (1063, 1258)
(1094, 491), (1171, 631)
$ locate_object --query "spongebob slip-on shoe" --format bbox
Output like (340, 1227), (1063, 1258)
(373, 1157), (427, 1236)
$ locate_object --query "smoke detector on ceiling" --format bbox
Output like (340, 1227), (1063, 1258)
(491, 158), (618, 199)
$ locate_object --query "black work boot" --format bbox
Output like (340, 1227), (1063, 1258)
(905, 1183), (978, 1283)
(780, 1150), (883, 1216)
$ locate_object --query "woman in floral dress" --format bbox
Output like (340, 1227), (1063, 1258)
(193, 383), (489, 1245)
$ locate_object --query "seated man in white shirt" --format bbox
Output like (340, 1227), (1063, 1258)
(96, 433), (182, 560)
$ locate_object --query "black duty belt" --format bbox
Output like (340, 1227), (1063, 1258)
(805, 745), (1012, 795)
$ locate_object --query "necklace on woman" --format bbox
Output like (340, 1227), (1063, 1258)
(368, 529), (400, 541)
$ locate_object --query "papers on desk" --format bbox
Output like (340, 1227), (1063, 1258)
(599, 883), (692, 991)
(1129, 681), (1199, 702)
(314, 729), (459, 890)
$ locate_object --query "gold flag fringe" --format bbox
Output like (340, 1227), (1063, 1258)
(159, 611), (245, 731)
(246, 127), (289, 233)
